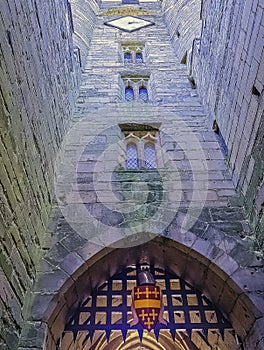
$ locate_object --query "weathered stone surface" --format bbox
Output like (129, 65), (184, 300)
(0, 0), (263, 349)
(163, 0), (264, 253)
(18, 321), (47, 349)
(0, 0), (97, 347)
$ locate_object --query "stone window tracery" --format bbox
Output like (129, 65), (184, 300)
(124, 131), (158, 169)
(121, 43), (145, 64)
(122, 76), (149, 102)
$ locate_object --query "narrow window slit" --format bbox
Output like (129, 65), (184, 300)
(213, 120), (228, 157)
(252, 85), (260, 96)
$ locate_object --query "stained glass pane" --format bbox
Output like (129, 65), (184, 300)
(125, 87), (134, 101)
(126, 144), (138, 169)
(145, 143), (157, 168)
(124, 52), (132, 63)
(139, 87), (148, 101)
(136, 52), (143, 63)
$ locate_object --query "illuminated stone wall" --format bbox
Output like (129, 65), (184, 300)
(194, 0), (264, 251)
(18, 1), (263, 349)
(0, 0), (97, 348)
(163, 0), (263, 253)
(0, 0), (263, 349)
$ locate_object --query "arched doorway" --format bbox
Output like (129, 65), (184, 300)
(60, 264), (240, 349)
(26, 237), (262, 350)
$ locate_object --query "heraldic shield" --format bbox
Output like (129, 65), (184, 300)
(133, 285), (161, 331)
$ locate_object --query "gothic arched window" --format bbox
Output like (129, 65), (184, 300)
(122, 76), (150, 102)
(139, 87), (148, 101)
(144, 143), (157, 168)
(124, 52), (132, 63)
(126, 143), (139, 169)
(123, 131), (159, 169)
(135, 51), (143, 63)
(125, 86), (135, 101)
(121, 43), (145, 64)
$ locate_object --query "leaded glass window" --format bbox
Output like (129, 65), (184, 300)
(122, 76), (150, 102)
(123, 130), (159, 169)
(136, 51), (143, 63)
(125, 87), (135, 101)
(126, 144), (139, 169)
(121, 43), (145, 64)
(139, 87), (148, 102)
(124, 52), (132, 63)
(145, 143), (157, 168)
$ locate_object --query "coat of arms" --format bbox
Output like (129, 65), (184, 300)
(130, 270), (167, 331)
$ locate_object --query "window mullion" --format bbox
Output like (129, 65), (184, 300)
(131, 50), (136, 64)
(138, 139), (145, 168)
(134, 82), (139, 101)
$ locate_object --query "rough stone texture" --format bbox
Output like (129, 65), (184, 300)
(163, 0), (264, 253)
(17, 1), (263, 349)
(194, 0), (263, 252)
(0, 0), (94, 347)
(71, 0), (99, 70)
(161, 0), (202, 68)
(0, 0), (263, 349)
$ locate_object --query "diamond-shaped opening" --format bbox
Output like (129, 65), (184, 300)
(104, 16), (154, 32)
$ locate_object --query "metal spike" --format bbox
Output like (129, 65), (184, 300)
(154, 328), (160, 341)
(89, 330), (95, 343)
(220, 328), (225, 340)
(73, 330), (78, 342)
(203, 328), (208, 340)
(138, 328), (144, 342)
(106, 329), (111, 342)
(122, 329), (128, 342)
(169, 328), (176, 340)
(186, 328), (192, 338)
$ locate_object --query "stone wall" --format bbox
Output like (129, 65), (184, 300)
(162, 0), (202, 68)
(193, 0), (264, 252)
(18, 2), (263, 348)
(1, 0), (263, 349)
(71, 0), (99, 70)
(0, 0), (95, 348)
(163, 0), (264, 252)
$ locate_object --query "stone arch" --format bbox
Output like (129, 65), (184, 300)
(17, 104), (262, 349)
(20, 234), (263, 350)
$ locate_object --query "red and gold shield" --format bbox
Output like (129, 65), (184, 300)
(133, 285), (161, 331)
